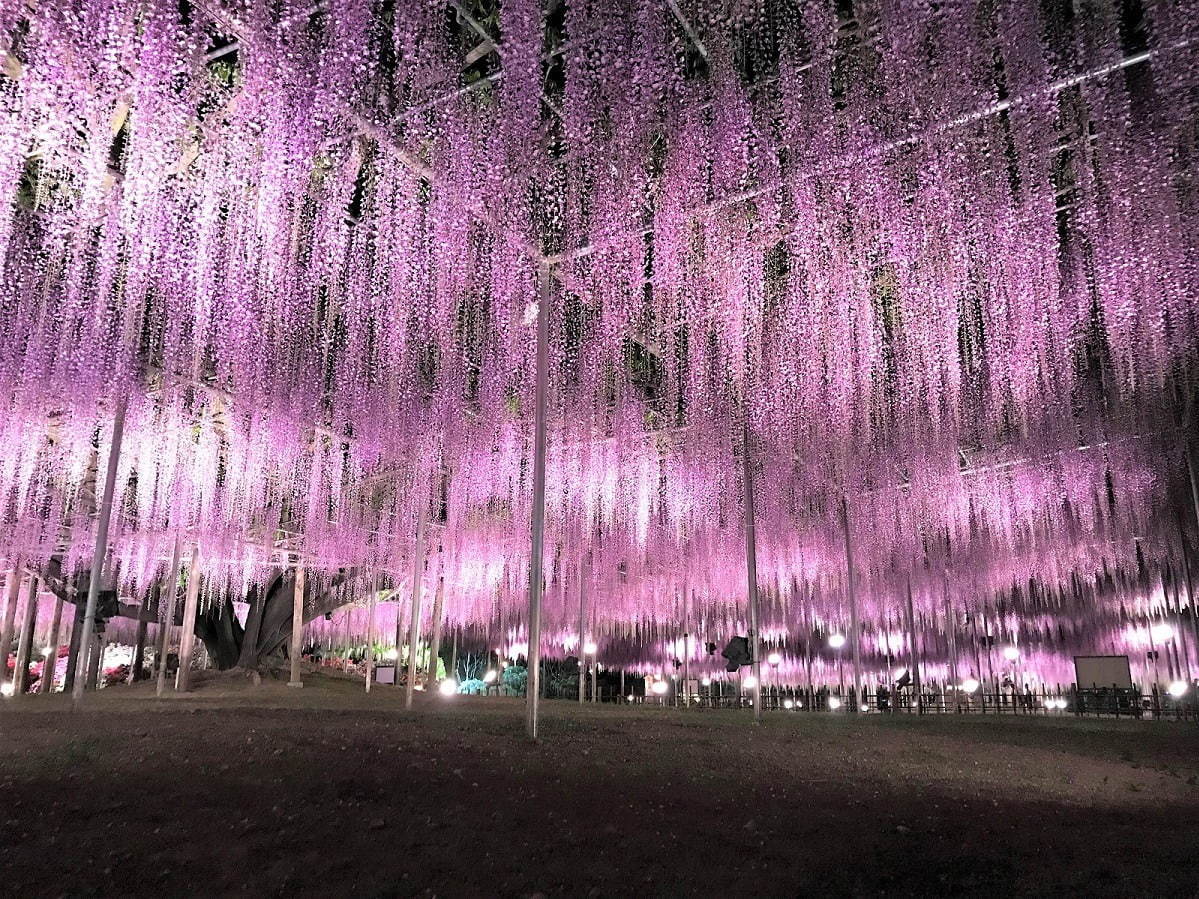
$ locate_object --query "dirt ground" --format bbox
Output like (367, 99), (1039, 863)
(1, 670), (1197, 897)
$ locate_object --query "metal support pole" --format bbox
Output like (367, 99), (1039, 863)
(904, 576), (922, 714)
(63, 600), (84, 694)
(14, 575), (38, 693)
(288, 563), (306, 688)
(365, 571), (377, 693)
(155, 535), (183, 697)
(175, 546), (201, 692)
(128, 617), (148, 685)
(945, 577), (960, 713)
(578, 555), (587, 704)
(40, 594), (64, 694)
(73, 397), (127, 701)
(425, 574), (446, 691)
(526, 263), (552, 740)
(682, 582), (691, 708)
(741, 419), (761, 724)
(404, 504), (427, 709)
(841, 496), (862, 710)
(0, 567), (19, 694)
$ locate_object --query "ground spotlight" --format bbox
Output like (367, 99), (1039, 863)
(482, 669), (497, 683)
(828, 696), (842, 710)
(1167, 680), (1187, 699)
(1002, 646), (1019, 661)
(961, 678), (980, 694)
(783, 699), (794, 709)
(742, 674), (758, 689)
(767, 651), (782, 666)
(828, 633), (846, 649)
(438, 678), (458, 696)
(651, 680), (668, 695)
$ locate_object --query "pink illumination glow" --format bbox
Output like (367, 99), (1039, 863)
(0, 1), (1191, 688)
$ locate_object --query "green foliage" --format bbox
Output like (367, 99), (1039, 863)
(501, 664), (527, 696)
(458, 677), (488, 695)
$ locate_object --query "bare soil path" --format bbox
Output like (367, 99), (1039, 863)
(1, 672), (1197, 897)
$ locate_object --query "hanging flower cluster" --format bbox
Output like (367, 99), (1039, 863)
(0, 1), (1195, 678)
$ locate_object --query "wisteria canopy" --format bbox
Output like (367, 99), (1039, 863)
(1, 0), (1197, 681)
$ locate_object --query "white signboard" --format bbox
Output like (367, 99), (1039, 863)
(1074, 655), (1132, 689)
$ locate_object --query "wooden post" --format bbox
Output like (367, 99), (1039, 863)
(904, 576), (922, 714)
(450, 628), (458, 682)
(14, 575), (38, 693)
(175, 546), (201, 692)
(288, 563), (306, 688)
(404, 504), (427, 709)
(155, 535), (183, 697)
(0, 566), (22, 694)
(526, 263), (551, 740)
(425, 574), (446, 691)
(40, 594), (64, 694)
(73, 396), (127, 701)
(365, 572), (377, 693)
(741, 419), (762, 724)
(841, 495), (862, 710)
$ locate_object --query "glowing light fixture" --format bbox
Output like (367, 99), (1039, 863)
(651, 680), (668, 695)
(767, 651), (782, 666)
(783, 699), (794, 709)
(41, 646), (54, 657)
(827, 696), (842, 710)
(0, 683), (12, 697)
(384, 648), (398, 661)
(1167, 680), (1187, 699)
(583, 641), (598, 655)
(828, 633), (846, 649)
(700, 676), (711, 686)
(438, 679), (458, 696)
(742, 675), (758, 690)
(962, 678), (981, 694)
(1002, 646), (1019, 661)
(482, 670), (497, 684)
(1150, 623), (1175, 643)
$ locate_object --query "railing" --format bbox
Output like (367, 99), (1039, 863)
(620, 683), (1199, 722)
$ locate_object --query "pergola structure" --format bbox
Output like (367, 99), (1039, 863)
(0, 0), (1197, 735)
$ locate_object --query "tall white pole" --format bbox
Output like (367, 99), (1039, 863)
(40, 594), (64, 694)
(577, 555), (587, 703)
(73, 397), (127, 701)
(405, 503), (427, 709)
(155, 534), (183, 697)
(14, 575), (39, 693)
(526, 263), (551, 740)
(0, 566), (19, 694)
(904, 575), (922, 714)
(365, 571), (377, 693)
(682, 579), (691, 708)
(425, 572), (446, 691)
(841, 495), (862, 710)
(175, 546), (201, 692)
(741, 419), (761, 724)
(288, 562), (306, 688)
